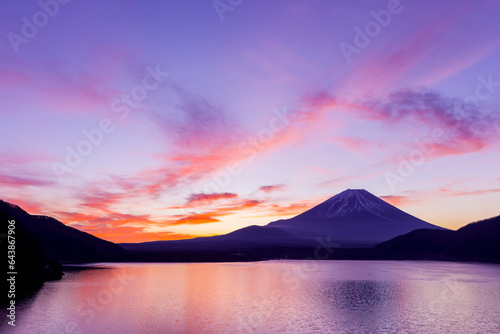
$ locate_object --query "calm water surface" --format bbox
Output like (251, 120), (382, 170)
(3, 261), (500, 333)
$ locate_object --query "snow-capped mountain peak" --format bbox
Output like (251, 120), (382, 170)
(267, 189), (446, 247)
(298, 189), (397, 219)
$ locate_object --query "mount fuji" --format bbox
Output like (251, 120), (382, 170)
(267, 189), (447, 247)
(121, 189), (447, 254)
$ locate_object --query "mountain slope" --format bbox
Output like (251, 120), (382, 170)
(375, 215), (500, 263)
(268, 189), (446, 247)
(120, 225), (311, 262)
(121, 225), (304, 252)
(0, 200), (125, 263)
(1, 209), (64, 305)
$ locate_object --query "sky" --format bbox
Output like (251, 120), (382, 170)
(1, 0), (499, 243)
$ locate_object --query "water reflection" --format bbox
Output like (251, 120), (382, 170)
(324, 280), (402, 310)
(2, 261), (500, 333)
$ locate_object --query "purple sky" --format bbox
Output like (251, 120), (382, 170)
(1, 0), (500, 242)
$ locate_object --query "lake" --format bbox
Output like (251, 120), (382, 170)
(3, 261), (500, 333)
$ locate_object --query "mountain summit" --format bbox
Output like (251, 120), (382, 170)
(268, 189), (447, 247)
(297, 189), (401, 218)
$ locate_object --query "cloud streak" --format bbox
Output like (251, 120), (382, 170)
(186, 192), (238, 205)
(258, 184), (287, 193)
(0, 174), (55, 187)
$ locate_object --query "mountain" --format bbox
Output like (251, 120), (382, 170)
(122, 189), (447, 256)
(267, 189), (446, 247)
(122, 225), (301, 251)
(2, 208), (64, 305)
(0, 200), (125, 263)
(375, 215), (500, 263)
(120, 225), (309, 262)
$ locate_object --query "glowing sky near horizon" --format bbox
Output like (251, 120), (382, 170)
(1, 0), (500, 243)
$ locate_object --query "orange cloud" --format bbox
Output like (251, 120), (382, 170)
(265, 201), (314, 217)
(171, 213), (222, 225)
(380, 195), (411, 207)
(1, 198), (46, 215)
(65, 213), (161, 231)
(168, 199), (263, 226)
(55, 211), (101, 223)
(75, 225), (196, 243)
(0, 200), (195, 244)
(60, 211), (202, 243)
(235, 199), (262, 210)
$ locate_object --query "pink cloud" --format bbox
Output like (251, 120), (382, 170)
(358, 89), (500, 158)
(75, 187), (135, 213)
(0, 174), (55, 187)
(439, 188), (500, 197)
(0, 67), (30, 89)
(186, 192), (238, 205)
(317, 171), (382, 189)
(258, 184), (287, 193)
(132, 88), (340, 197)
(415, 41), (500, 87)
(264, 201), (315, 217)
(1, 49), (139, 116)
(35, 85), (117, 114)
(331, 136), (386, 154)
